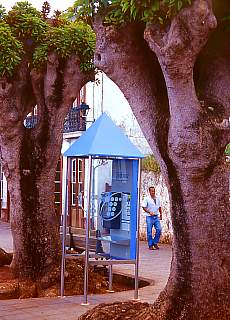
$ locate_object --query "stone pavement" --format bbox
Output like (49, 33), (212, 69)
(0, 221), (172, 319)
(0, 221), (13, 252)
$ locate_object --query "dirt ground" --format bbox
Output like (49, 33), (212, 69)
(0, 258), (133, 300)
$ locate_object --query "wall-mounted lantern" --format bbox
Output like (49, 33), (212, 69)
(76, 102), (90, 117)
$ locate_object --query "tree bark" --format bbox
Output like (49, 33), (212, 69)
(0, 54), (93, 280)
(80, 0), (230, 319)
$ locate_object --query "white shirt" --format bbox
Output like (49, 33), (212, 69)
(142, 196), (161, 217)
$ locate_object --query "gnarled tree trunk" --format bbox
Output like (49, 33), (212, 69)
(80, 0), (230, 319)
(0, 53), (93, 281)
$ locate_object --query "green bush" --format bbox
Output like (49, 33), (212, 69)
(226, 144), (230, 155)
(33, 22), (95, 71)
(0, 22), (24, 77)
(142, 155), (161, 173)
(0, 1), (96, 77)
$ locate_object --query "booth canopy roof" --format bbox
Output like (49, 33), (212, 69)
(64, 113), (144, 158)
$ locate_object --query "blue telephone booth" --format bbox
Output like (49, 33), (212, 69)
(61, 113), (144, 303)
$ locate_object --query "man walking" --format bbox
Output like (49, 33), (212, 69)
(142, 186), (162, 250)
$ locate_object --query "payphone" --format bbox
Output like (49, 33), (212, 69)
(99, 191), (131, 230)
(98, 191), (131, 259)
(94, 159), (138, 259)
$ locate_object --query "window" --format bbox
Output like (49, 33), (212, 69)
(0, 163), (3, 200)
(71, 158), (84, 206)
(54, 159), (61, 205)
(71, 159), (77, 206)
(78, 159), (84, 193)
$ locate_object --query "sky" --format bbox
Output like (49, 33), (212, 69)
(86, 74), (151, 154)
(0, 0), (75, 12)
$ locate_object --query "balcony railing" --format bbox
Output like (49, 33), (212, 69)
(24, 115), (38, 128)
(63, 108), (87, 133)
(24, 108), (87, 133)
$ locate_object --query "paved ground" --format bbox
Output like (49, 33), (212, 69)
(0, 221), (172, 319)
(0, 222), (13, 252)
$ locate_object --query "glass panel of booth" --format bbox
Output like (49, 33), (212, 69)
(87, 158), (138, 261)
(71, 159), (76, 206)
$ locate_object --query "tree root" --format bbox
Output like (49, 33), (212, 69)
(78, 296), (230, 320)
(0, 257), (114, 299)
(78, 301), (150, 320)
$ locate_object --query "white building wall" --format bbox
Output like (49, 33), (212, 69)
(2, 175), (8, 209)
(140, 171), (172, 243)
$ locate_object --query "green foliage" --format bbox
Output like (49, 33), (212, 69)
(5, 2), (49, 42)
(65, 0), (110, 24)
(0, 22), (24, 77)
(33, 22), (95, 71)
(226, 144), (230, 155)
(69, 0), (193, 25)
(105, 0), (193, 25)
(32, 43), (49, 67)
(66, 0), (117, 24)
(69, 0), (229, 30)
(71, 0), (95, 24)
(0, 1), (96, 77)
(0, 4), (6, 20)
(8, 1), (42, 17)
(142, 155), (161, 173)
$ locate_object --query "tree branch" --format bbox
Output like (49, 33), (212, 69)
(0, 58), (35, 134)
(30, 53), (94, 166)
(140, 0), (225, 173)
(144, 0), (217, 79)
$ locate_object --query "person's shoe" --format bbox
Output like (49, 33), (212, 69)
(148, 246), (155, 250)
(153, 244), (160, 250)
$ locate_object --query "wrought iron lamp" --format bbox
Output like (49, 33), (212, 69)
(76, 102), (90, 117)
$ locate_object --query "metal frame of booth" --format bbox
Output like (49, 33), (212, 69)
(60, 155), (142, 304)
